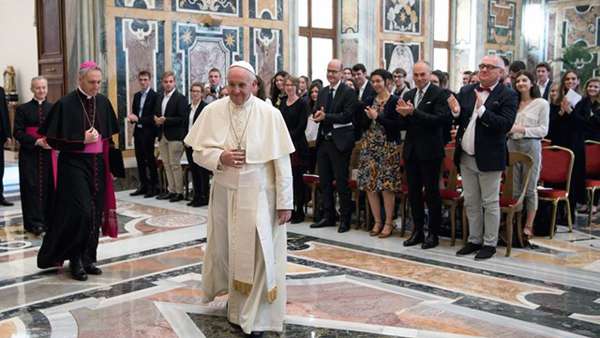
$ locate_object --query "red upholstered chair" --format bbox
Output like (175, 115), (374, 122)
(538, 146), (575, 238)
(541, 139), (552, 147)
(440, 147), (463, 246)
(500, 151), (534, 256)
(584, 140), (600, 226)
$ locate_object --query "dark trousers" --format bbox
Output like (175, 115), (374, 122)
(317, 140), (352, 221)
(405, 157), (443, 235)
(185, 147), (211, 202)
(292, 164), (306, 212)
(0, 144), (4, 196)
(134, 128), (158, 189)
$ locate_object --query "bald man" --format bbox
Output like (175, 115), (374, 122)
(396, 61), (452, 249)
(310, 59), (358, 233)
(448, 55), (517, 260)
(185, 61), (294, 337)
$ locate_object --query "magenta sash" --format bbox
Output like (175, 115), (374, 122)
(75, 138), (103, 154)
(25, 127), (58, 189)
(101, 139), (118, 238)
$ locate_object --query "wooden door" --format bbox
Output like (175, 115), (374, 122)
(36, 0), (66, 102)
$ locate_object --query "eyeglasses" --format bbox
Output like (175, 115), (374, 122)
(478, 63), (500, 71)
(326, 69), (340, 74)
(393, 75), (404, 78)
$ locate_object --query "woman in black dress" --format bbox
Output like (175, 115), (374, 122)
(279, 75), (310, 223)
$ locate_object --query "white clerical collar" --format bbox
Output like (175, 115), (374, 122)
(78, 87), (93, 99)
(34, 98), (45, 105)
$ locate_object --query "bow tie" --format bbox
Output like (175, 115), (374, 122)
(476, 86), (492, 93)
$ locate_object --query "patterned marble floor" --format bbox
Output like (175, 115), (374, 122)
(0, 190), (599, 337)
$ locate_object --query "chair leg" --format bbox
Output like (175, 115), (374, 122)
(549, 200), (559, 239)
(505, 211), (514, 257)
(450, 204), (457, 246)
(565, 199), (573, 233)
(515, 211), (524, 248)
(587, 189), (595, 227)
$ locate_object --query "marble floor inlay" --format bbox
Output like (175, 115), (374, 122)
(0, 190), (599, 337)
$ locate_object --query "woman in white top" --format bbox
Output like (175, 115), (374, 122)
(508, 71), (550, 239)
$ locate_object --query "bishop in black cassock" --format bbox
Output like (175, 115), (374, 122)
(37, 62), (119, 281)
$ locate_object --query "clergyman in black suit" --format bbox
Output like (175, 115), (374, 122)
(397, 61), (452, 249)
(310, 59), (358, 233)
(0, 86), (13, 206)
(128, 70), (159, 197)
(449, 55), (517, 260)
(154, 71), (189, 202)
(184, 82), (209, 207)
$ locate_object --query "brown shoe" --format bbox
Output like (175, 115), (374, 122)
(378, 223), (396, 238)
(369, 222), (383, 236)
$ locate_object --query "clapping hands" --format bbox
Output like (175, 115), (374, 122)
(395, 99), (414, 117)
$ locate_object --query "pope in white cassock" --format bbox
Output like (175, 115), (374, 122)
(184, 61), (294, 337)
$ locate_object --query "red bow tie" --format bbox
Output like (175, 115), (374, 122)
(477, 86), (492, 93)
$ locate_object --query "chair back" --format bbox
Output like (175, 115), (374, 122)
(541, 139), (552, 147)
(540, 145), (574, 192)
(503, 151), (534, 207)
(585, 140), (600, 177)
(442, 146), (458, 190)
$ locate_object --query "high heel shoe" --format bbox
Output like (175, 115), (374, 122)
(369, 222), (383, 236)
(378, 223), (396, 238)
(523, 226), (534, 240)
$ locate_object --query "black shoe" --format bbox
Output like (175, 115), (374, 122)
(69, 258), (88, 281)
(421, 233), (439, 249)
(187, 200), (203, 207)
(198, 198), (209, 206)
(290, 211), (305, 224)
(26, 225), (45, 236)
(337, 219), (351, 233)
(0, 198), (14, 206)
(310, 218), (334, 228)
(144, 187), (158, 198)
(83, 264), (102, 275)
(130, 188), (147, 196)
(403, 230), (424, 247)
(456, 242), (482, 256)
(474, 245), (496, 260)
(245, 332), (264, 338)
(156, 192), (173, 200)
(169, 193), (184, 202)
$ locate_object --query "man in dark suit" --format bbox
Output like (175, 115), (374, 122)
(536, 62), (552, 101)
(397, 61), (452, 249)
(352, 63), (376, 141)
(154, 71), (189, 202)
(0, 86), (13, 206)
(128, 70), (159, 197)
(448, 55), (517, 260)
(184, 82), (209, 207)
(310, 59), (357, 233)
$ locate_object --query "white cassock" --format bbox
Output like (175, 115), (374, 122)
(184, 95), (294, 334)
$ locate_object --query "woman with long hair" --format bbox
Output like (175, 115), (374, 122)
(357, 69), (402, 238)
(507, 71), (549, 239)
(270, 71), (289, 109)
(279, 75), (310, 223)
(548, 70), (585, 217)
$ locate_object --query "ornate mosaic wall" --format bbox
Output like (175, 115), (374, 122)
(106, 0), (288, 150)
(546, 2), (599, 82)
(378, 0), (426, 86)
(484, 0), (520, 64)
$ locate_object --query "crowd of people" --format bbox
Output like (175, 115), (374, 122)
(1, 56), (599, 272)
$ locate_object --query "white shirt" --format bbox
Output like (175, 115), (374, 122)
(189, 101), (201, 131)
(137, 87), (151, 128)
(459, 81), (499, 155)
(358, 80), (368, 100)
(327, 81), (352, 129)
(161, 88), (176, 116)
(510, 98), (549, 140)
(537, 79), (550, 98)
(414, 82), (431, 108)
